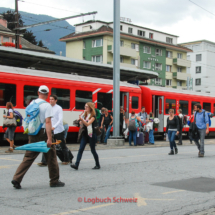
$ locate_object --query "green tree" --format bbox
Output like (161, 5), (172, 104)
(37, 40), (45, 47)
(23, 30), (37, 45)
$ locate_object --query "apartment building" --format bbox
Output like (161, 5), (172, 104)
(60, 20), (191, 88)
(180, 40), (215, 93)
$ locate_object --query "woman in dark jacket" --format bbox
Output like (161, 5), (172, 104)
(166, 109), (179, 155)
(70, 102), (100, 170)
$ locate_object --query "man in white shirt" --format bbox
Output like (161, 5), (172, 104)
(38, 94), (71, 166)
(12, 85), (65, 189)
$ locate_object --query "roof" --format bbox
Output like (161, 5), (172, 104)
(179, 40), (215, 46)
(20, 37), (55, 54)
(0, 46), (158, 81)
(142, 85), (215, 98)
(0, 23), (11, 33)
(74, 20), (179, 37)
(0, 64), (140, 89)
(60, 25), (192, 53)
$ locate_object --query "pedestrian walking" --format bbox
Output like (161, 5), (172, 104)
(97, 107), (105, 144)
(101, 108), (113, 145)
(70, 102), (100, 170)
(12, 85), (64, 189)
(177, 109), (183, 145)
(37, 94), (71, 166)
(166, 109), (179, 155)
(3, 102), (17, 153)
(193, 103), (209, 157)
(128, 111), (140, 146)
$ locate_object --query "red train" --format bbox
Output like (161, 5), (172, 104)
(1, 65), (215, 142)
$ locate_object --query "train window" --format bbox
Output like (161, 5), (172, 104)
(76, 90), (92, 110)
(203, 103), (211, 112)
(191, 101), (200, 113)
(132, 97), (139, 109)
(165, 99), (176, 114)
(24, 85), (39, 107)
(179, 100), (188, 115)
(97, 92), (112, 110)
(0, 83), (16, 106)
(51, 88), (70, 109)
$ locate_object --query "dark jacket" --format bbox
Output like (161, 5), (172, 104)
(166, 116), (180, 132)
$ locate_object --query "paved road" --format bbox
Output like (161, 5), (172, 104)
(1, 144), (215, 215)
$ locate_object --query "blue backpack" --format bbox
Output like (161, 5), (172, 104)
(23, 100), (47, 135)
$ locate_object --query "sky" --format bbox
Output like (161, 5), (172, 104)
(1, 0), (215, 43)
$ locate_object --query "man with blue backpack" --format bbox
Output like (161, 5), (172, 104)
(193, 103), (209, 157)
(11, 85), (65, 189)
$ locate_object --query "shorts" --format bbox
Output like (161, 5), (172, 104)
(4, 127), (16, 141)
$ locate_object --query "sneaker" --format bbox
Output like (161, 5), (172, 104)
(5, 148), (13, 153)
(11, 180), (21, 189)
(174, 148), (178, 154)
(70, 164), (78, 170)
(168, 150), (174, 155)
(92, 166), (100, 169)
(37, 162), (47, 167)
(50, 180), (65, 188)
(61, 162), (70, 165)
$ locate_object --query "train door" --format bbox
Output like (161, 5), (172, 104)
(152, 95), (164, 132)
(121, 92), (129, 119)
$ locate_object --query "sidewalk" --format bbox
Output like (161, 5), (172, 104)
(1, 139), (214, 155)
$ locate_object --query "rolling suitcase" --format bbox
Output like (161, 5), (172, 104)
(144, 132), (149, 143)
(56, 145), (74, 162)
(136, 132), (144, 145)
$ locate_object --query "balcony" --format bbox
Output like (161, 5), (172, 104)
(173, 58), (191, 67)
(173, 72), (191, 81)
(107, 45), (137, 58)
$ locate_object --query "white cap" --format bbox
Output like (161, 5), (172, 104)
(38, 85), (49, 94)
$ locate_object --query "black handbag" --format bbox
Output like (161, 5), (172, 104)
(94, 126), (102, 136)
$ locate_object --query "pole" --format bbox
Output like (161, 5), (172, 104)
(113, 0), (120, 137)
(15, 0), (19, 49)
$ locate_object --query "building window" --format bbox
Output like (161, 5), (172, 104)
(24, 85), (39, 107)
(166, 79), (172, 86)
(177, 53), (183, 59)
(177, 81), (182, 86)
(177, 67), (182, 72)
(165, 99), (176, 114)
(166, 37), (173, 44)
(196, 54), (202, 61)
(120, 25), (123, 31)
(76, 90), (92, 110)
(92, 55), (103, 63)
(179, 100), (188, 115)
(120, 56), (124, 63)
(132, 97), (139, 109)
(195, 78), (201, 86)
(83, 41), (86, 49)
(138, 30), (145, 37)
(187, 55), (190, 60)
(131, 43), (135, 49)
(196, 66), (201, 73)
(143, 46), (151, 54)
(166, 51), (172, 58)
(3, 37), (10, 42)
(143, 61), (151, 69)
(92, 39), (103, 47)
(131, 59), (136, 65)
(12, 39), (15, 44)
(155, 63), (162, 71)
(155, 48), (162, 56)
(154, 78), (162, 85)
(166, 65), (172, 72)
(0, 83), (16, 106)
(97, 92), (112, 110)
(149, 33), (153, 39)
(128, 27), (133, 34)
(120, 40), (124, 47)
(51, 88), (70, 109)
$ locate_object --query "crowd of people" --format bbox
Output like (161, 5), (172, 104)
(2, 85), (212, 189)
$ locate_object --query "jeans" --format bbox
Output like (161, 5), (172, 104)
(129, 129), (137, 146)
(194, 129), (206, 155)
(168, 130), (177, 150)
(104, 125), (112, 143)
(149, 129), (154, 144)
(75, 133), (100, 167)
(64, 124), (69, 140)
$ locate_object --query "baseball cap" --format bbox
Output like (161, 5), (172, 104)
(38, 85), (49, 94)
